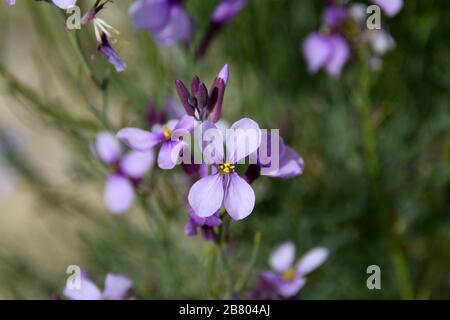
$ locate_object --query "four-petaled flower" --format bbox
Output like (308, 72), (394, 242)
(117, 115), (196, 170)
(94, 132), (154, 213)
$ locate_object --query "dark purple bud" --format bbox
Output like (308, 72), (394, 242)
(244, 164), (261, 185)
(146, 100), (165, 127)
(191, 76), (201, 95)
(175, 80), (194, 116)
(196, 82), (209, 111)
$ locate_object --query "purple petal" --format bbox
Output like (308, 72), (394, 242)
(157, 140), (185, 170)
(164, 96), (185, 119)
(217, 64), (229, 85)
(223, 173), (255, 220)
(120, 150), (154, 179)
(372, 0), (403, 17)
(275, 277), (306, 298)
(116, 128), (162, 151)
(212, 0), (246, 24)
(325, 34), (350, 77)
(63, 277), (102, 300)
(269, 242), (296, 273)
(52, 0), (77, 9)
(302, 32), (332, 73)
(102, 274), (132, 300)
(199, 121), (224, 165)
(174, 115), (196, 131)
(184, 218), (198, 236)
(225, 118), (261, 164)
(323, 6), (348, 28)
(262, 144), (304, 179)
(152, 5), (193, 46)
(296, 247), (329, 276)
(188, 174), (224, 218)
(129, 0), (170, 30)
(5, 0), (16, 5)
(95, 132), (122, 164)
(369, 29), (395, 55)
(98, 33), (126, 73)
(104, 175), (134, 214)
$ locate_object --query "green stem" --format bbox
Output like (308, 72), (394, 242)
(356, 49), (414, 300)
(217, 214), (233, 298)
(234, 232), (261, 293)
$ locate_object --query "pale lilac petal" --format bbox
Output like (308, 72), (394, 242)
(128, 0), (170, 30)
(325, 34), (350, 77)
(64, 277), (102, 300)
(269, 242), (296, 273)
(262, 146), (304, 178)
(152, 5), (193, 46)
(116, 128), (162, 151)
(199, 121), (224, 165)
(217, 64), (229, 84)
(369, 29), (395, 55)
(188, 174), (224, 218)
(302, 32), (332, 73)
(212, 0), (246, 24)
(52, 0), (77, 9)
(275, 277), (306, 298)
(95, 132), (122, 164)
(104, 175), (134, 214)
(120, 150), (154, 179)
(102, 274), (132, 300)
(226, 118), (261, 163)
(174, 115), (196, 132)
(372, 0), (403, 17)
(296, 247), (329, 276)
(223, 173), (255, 220)
(157, 140), (185, 170)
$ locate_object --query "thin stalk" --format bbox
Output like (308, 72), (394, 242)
(234, 232), (261, 293)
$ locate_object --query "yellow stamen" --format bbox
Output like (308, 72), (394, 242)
(218, 162), (235, 174)
(163, 125), (172, 140)
(281, 268), (296, 282)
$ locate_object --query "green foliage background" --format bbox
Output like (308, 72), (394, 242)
(0, 0), (448, 299)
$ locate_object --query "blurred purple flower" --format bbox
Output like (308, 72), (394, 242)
(323, 5), (348, 28)
(251, 242), (328, 299)
(372, 0), (403, 17)
(129, 0), (193, 47)
(146, 96), (185, 128)
(184, 207), (222, 241)
(302, 32), (350, 77)
(94, 132), (154, 213)
(187, 118), (261, 220)
(64, 270), (132, 300)
(116, 115), (196, 170)
(6, 0), (77, 8)
(245, 132), (304, 184)
(175, 64), (229, 123)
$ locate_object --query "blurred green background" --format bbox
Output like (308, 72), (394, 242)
(0, 0), (449, 299)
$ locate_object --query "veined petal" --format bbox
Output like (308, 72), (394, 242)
(188, 174), (224, 218)
(226, 118), (261, 164)
(223, 173), (255, 220)
(199, 121), (224, 165)
(116, 128), (162, 151)
(104, 175), (134, 214)
(102, 274), (132, 300)
(269, 242), (296, 273)
(296, 247), (329, 276)
(120, 150), (154, 179)
(95, 132), (122, 164)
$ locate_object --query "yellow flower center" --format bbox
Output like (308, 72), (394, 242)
(281, 268), (296, 282)
(219, 162), (235, 174)
(163, 125), (172, 140)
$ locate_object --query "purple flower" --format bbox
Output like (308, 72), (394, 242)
(212, 0), (246, 24)
(255, 242), (328, 299)
(187, 118), (261, 220)
(245, 132), (304, 184)
(129, 0), (193, 47)
(116, 115), (196, 170)
(64, 270), (132, 300)
(98, 33), (126, 73)
(146, 96), (185, 128)
(94, 132), (154, 213)
(323, 5), (348, 28)
(184, 207), (222, 241)
(372, 0), (403, 17)
(175, 64), (229, 123)
(302, 32), (350, 77)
